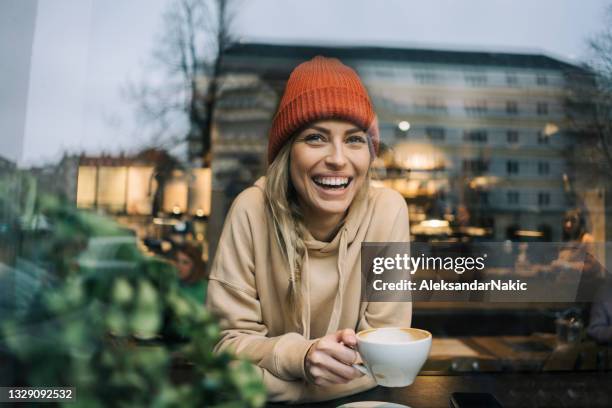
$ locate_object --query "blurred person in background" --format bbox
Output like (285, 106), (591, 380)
(552, 208), (595, 273)
(206, 56), (411, 403)
(561, 208), (594, 245)
(174, 242), (207, 303)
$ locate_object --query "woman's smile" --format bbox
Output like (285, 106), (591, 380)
(311, 174), (353, 196)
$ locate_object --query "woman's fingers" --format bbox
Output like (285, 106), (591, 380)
(317, 335), (358, 365)
(308, 363), (349, 385)
(337, 328), (358, 347)
(305, 329), (368, 385)
(316, 352), (362, 381)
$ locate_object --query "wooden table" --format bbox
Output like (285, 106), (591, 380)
(268, 372), (612, 407)
(424, 335), (611, 373)
(267, 336), (612, 407)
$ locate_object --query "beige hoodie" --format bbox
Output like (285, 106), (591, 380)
(207, 177), (411, 403)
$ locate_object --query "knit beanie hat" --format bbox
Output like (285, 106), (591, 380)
(267, 56), (379, 164)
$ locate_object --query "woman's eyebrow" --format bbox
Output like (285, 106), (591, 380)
(345, 127), (364, 135)
(305, 125), (363, 134)
(307, 125), (331, 134)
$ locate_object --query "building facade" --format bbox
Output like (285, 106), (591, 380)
(207, 43), (588, 256)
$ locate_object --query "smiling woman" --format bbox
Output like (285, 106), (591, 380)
(206, 56), (412, 403)
(291, 120), (372, 239)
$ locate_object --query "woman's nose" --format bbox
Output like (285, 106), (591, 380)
(324, 143), (347, 167)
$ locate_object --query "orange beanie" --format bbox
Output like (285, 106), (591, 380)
(268, 56), (379, 164)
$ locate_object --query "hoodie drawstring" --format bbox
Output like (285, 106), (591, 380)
(324, 226), (348, 334)
(301, 251), (311, 340)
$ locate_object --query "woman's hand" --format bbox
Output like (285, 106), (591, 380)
(304, 328), (364, 386)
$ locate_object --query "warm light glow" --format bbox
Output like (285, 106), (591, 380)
(190, 168), (212, 216)
(411, 219), (452, 236)
(97, 167), (128, 210)
(469, 176), (500, 189)
(515, 230), (544, 238)
(421, 219), (449, 228)
(160, 241), (172, 252)
(126, 166), (155, 215)
(543, 123), (559, 136)
(459, 226), (490, 237)
(77, 165), (156, 214)
(398, 121), (411, 131)
(163, 170), (188, 214)
(390, 142), (447, 171)
(76, 166), (97, 208)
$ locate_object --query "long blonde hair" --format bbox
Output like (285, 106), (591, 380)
(264, 133), (374, 328)
(265, 139), (306, 328)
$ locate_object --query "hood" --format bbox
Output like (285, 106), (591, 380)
(253, 176), (368, 249)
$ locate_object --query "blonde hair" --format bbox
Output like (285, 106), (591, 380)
(264, 132), (374, 329)
(265, 139), (306, 328)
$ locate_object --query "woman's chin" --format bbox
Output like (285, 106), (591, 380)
(311, 200), (351, 217)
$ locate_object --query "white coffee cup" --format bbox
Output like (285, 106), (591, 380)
(353, 327), (432, 387)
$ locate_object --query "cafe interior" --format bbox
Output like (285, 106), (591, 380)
(2, 39), (612, 408)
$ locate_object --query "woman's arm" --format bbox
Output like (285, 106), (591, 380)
(206, 189), (315, 400)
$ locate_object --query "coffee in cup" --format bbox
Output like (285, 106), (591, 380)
(354, 327), (432, 387)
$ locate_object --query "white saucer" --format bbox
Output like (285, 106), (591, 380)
(337, 402), (410, 408)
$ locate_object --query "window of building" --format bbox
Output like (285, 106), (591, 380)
(506, 160), (519, 174)
(465, 73), (487, 86)
(507, 191), (520, 205)
(538, 192), (550, 206)
(506, 74), (519, 86)
(537, 102), (549, 115)
(463, 130), (488, 143)
(538, 161), (550, 175)
(462, 159), (489, 172)
(506, 101), (518, 114)
(464, 100), (488, 115)
(414, 99), (446, 114)
(425, 99), (447, 112)
(374, 68), (394, 77)
(414, 71), (438, 84)
(426, 127), (445, 141)
(537, 131), (549, 145)
(536, 74), (548, 85)
(507, 130), (519, 144)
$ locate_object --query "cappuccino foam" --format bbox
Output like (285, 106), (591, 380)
(359, 328), (428, 343)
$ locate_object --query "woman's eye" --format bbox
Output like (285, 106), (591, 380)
(347, 135), (367, 144)
(304, 133), (325, 143)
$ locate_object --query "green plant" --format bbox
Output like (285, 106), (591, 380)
(0, 174), (265, 407)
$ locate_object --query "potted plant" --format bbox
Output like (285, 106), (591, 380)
(0, 175), (265, 407)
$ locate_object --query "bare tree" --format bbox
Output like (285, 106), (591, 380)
(564, 5), (612, 191)
(127, 0), (237, 166)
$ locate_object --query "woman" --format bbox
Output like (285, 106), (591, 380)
(207, 56), (411, 403)
(174, 242), (207, 304)
(553, 208), (595, 273)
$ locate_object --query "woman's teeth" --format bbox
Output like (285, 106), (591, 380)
(312, 176), (351, 189)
